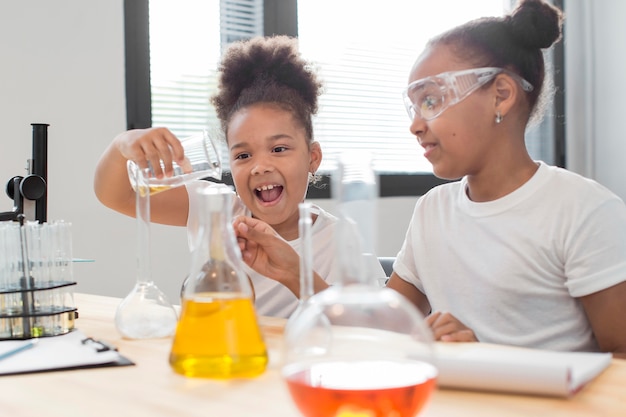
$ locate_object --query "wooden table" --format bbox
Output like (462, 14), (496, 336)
(1, 293), (625, 416)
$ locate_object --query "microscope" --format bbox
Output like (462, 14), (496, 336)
(1, 123), (48, 223)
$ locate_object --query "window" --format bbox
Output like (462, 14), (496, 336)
(297, 0), (508, 174)
(147, 0), (263, 139)
(124, 0), (564, 197)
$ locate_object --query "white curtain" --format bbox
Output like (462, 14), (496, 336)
(564, 0), (596, 179)
(564, 0), (626, 202)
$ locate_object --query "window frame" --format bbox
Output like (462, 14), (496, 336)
(123, 0), (565, 198)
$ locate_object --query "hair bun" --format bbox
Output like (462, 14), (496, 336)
(211, 35), (323, 134)
(507, 0), (564, 49)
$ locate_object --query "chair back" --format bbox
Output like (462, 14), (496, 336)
(378, 256), (395, 277)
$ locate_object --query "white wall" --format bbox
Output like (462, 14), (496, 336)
(2, 1), (624, 304)
(0, 0), (192, 302)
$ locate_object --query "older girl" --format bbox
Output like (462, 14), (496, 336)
(387, 0), (626, 358)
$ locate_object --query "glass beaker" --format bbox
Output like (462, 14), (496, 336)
(169, 185), (268, 378)
(115, 129), (223, 339)
(282, 153), (437, 417)
(126, 129), (222, 195)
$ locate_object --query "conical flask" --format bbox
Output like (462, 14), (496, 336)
(169, 184), (268, 378)
(282, 153), (437, 417)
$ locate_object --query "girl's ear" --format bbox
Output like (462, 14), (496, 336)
(309, 141), (322, 173)
(493, 73), (518, 117)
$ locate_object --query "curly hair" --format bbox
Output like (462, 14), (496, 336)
(211, 35), (323, 145)
(429, 0), (564, 126)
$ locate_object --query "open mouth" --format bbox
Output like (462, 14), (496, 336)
(255, 184), (284, 203)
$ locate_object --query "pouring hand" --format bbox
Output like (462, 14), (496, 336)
(114, 127), (185, 178)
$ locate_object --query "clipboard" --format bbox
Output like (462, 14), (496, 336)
(0, 330), (134, 376)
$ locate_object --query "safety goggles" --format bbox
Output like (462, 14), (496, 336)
(402, 67), (534, 121)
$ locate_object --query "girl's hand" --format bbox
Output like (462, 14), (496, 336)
(233, 216), (300, 283)
(233, 216), (328, 298)
(233, 215), (330, 297)
(426, 311), (478, 342)
(114, 127), (185, 178)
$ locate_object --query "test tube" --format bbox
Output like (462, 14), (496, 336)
(298, 202), (314, 303)
(18, 216), (35, 337)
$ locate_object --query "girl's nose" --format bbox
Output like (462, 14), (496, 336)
(251, 157), (274, 175)
(409, 115), (427, 141)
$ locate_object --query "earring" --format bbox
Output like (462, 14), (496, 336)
(495, 111), (503, 124)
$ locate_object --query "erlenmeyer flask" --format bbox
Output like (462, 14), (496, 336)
(282, 153), (437, 417)
(169, 184), (268, 378)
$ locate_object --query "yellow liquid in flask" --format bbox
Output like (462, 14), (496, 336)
(169, 294), (268, 378)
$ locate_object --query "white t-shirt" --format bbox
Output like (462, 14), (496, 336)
(186, 181), (386, 318)
(395, 162), (626, 352)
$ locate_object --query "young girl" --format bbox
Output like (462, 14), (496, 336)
(386, 0), (626, 358)
(94, 35), (385, 318)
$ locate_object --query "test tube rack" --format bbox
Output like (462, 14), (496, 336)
(0, 217), (77, 340)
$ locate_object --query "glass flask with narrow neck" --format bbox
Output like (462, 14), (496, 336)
(282, 153), (438, 417)
(114, 165), (178, 339)
(169, 184), (268, 379)
(115, 129), (222, 339)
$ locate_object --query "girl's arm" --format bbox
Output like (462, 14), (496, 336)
(93, 127), (190, 226)
(386, 273), (431, 317)
(580, 281), (626, 359)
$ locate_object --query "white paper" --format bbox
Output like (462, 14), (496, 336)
(298, 325), (613, 397)
(434, 343), (613, 397)
(0, 330), (121, 375)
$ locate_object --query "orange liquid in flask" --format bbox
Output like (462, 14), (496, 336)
(284, 360), (436, 417)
